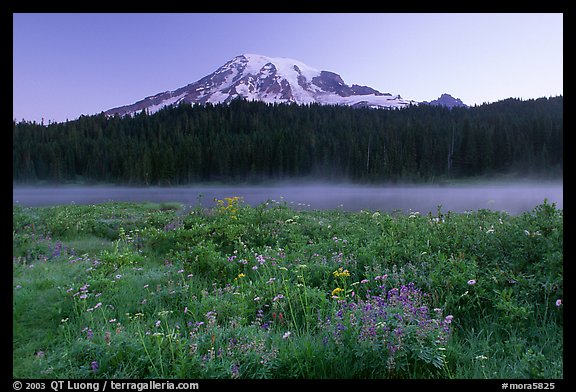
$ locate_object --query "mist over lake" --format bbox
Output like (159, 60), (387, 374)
(12, 181), (563, 215)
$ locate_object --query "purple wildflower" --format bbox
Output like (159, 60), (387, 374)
(231, 363), (240, 379)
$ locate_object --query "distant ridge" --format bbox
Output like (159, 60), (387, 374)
(421, 93), (468, 108)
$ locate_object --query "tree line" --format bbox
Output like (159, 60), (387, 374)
(13, 96), (563, 185)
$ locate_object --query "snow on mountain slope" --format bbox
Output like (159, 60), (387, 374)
(104, 54), (421, 116)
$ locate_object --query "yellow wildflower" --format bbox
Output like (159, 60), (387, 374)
(331, 287), (344, 297)
(333, 267), (350, 278)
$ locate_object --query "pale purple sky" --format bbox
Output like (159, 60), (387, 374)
(13, 13), (563, 123)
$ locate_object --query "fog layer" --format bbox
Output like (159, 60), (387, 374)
(12, 181), (563, 215)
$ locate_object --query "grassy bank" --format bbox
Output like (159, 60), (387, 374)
(13, 198), (563, 379)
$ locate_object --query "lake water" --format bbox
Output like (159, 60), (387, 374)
(12, 182), (563, 215)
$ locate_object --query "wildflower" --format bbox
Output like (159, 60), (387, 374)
(273, 294), (284, 302)
(333, 268), (350, 278)
(237, 273), (246, 279)
(556, 299), (562, 307)
(360, 279), (369, 284)
(155, 320), (161, 328)
(36, 351), (45, 359)
(282, 331), (291, 339)
(91, 361), (99, 372)
(94, 302), (102, 309)
(331, 287), (344, 297)
(444, 315), (454, 324)
(177, 269), (184, 274)
(253, 297), (261, 301)
(467, 279), (476, 285)
(184, 307), (188, 314)
(231, 363), (240, 379)
(115, 274), (122, 280)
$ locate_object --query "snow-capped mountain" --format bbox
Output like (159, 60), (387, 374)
(104, 54), (419, 116)
(421, 93), (468, 108)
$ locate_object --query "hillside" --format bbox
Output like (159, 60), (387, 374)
(13, 96), (563, 185)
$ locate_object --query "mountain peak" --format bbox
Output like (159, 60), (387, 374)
(104, 54), (417, 117)
(422, 93), (467, 108)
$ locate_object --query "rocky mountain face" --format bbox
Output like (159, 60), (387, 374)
(104, 54), (466, 116)
(421, 93), (468, 108)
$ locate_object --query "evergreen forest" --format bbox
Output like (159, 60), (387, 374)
(12, 96), (563, 185)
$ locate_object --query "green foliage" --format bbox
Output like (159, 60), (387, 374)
(98, 227), (146, 275)
(13, 201), (563, 379)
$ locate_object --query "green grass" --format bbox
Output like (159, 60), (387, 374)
(12, 198), (563, 379)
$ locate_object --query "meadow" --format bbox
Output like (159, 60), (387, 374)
(13, 197), (563, 379)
